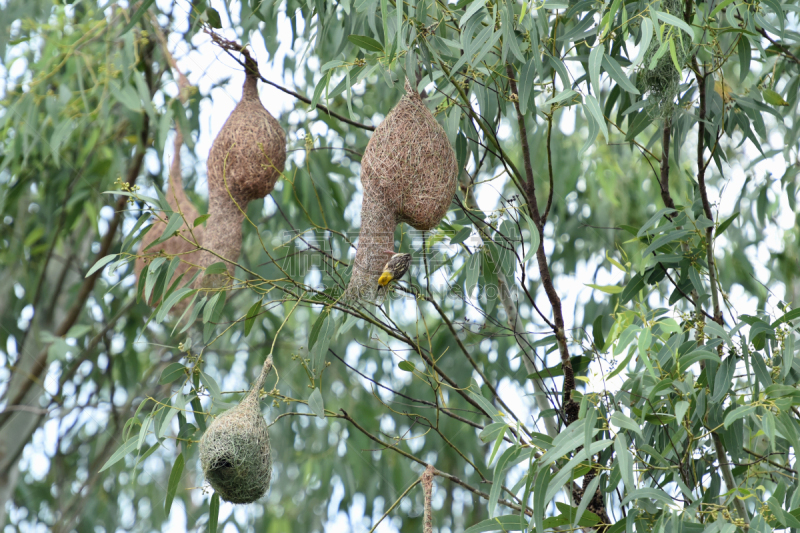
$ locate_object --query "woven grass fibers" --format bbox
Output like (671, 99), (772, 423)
(638, 0), (690, 119)
(199, 355), (274, 504)
(346, 80), (458, 300)
(196, 57), (286, 289)
(135, 74), (204, 311)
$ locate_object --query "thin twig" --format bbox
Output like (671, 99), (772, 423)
(205, 29), (375, 131)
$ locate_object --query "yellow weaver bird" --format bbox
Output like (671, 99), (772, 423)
(377, 251), (411, 287)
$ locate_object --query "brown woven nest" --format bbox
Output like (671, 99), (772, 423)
(345, 79), (458, 301)
(195, 55), (287, 289)
(199, 355), (274, 504)
(135, 73), (204, 312)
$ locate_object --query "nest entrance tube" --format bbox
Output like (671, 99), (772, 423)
(199, 355), (274, 504)
(345, 80), (458, 301)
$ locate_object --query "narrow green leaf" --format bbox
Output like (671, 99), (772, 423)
(308, 388), (325, 419)
(464, 515), (528, 533)
(737, 36), (750, 82)
(625, 110), (652, 141)
(519, 59), (537, 115)
(310, 72), (331, 110)
(763, 88), (789, 106)
(309, 310), (329, 351)
(642, 229), (692, 257)
(311, 312), (338, 378)
(165, 453), (185, 516)
(638, 208), (677, 237)
(199, 371), (222, 400)
(619, 273), (645, 305)
(710, 0), (736, 17)
(615, 434), (634, 491)
(611, 411), (643, 436)
(724, 404), (756, 429)
(585, 284), (623, 294)
(152, 213), (184, 246)
(584, 406), (596, 457)
(715, 211), (739, 236)
(467, 384), (505, 423)
(479, 422), (506, 443)
(466, 252), (481, 296)
(654, 10), (695, 41)
(620, 487), (674, 506)
(577, 105), (602, 155)
(202, 292), (222, 324)
(186, 399), (204, 434)
(489, 446), (523, 516)
(538, 418), (586, 467)
(543, 89), (577, 106)
(209, 493), (220, 533)
(138, 409), (153, 450)
(674, 400), (690, 423)
(205, 7), (222, 28)
(156, 287), (195, 323)
(119, 0), (157, 35)
(678, 350), (720, 369)
(348, 34), (384, 52)
(573, 475), (601, 529)
(398, 360), (415, 372)
(159, 363), (187, 384)
(632, 18), (654, 67)
(668, 37), (681, 73)
(704, 321), (732, 346)
(244, 299), (262, 337)
(584, 95), (609, 142)
(534, 466), (552, 533)
(99, 436), (139, 472)
(521, 212), (540, 263)
(86, 254), (117, 278)
(602, 54), (640, 94)
(380, 0), (390, 53)
(588, 43), (604, 97)
(193, 214), (210, 227)
(460, 0), (487, 26)
(751, 350), (773, 387)
(772, 308), (800, 327)
(450, 226), (472, 245)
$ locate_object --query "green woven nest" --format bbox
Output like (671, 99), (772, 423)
(199, 356), (274, 504)
(637, 0), (691, 119)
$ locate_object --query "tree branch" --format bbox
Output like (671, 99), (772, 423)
(206, 29), (375, 131)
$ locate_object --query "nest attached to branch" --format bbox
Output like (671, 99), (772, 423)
(195, 47), (287, 290)
(135, 73), (204, 312)
(199, 355), (274, 504)
(346, 79), (458, 301)
(637, 0), (691, 120)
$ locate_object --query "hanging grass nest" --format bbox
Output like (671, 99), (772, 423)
(135, 73), (204, 311)
(195, 53), (286, 289)
(345, 79), (458, 301)
(199, 355), (274, 504)
(637, 0), (691, 119)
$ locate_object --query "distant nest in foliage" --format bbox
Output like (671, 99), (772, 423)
(637, 0), (691, 120)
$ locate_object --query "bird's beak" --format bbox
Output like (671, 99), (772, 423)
(383, 250), (396, 255)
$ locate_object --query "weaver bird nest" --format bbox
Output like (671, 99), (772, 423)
(637, 0), (691, 120)
(137, 51), (287, 311)
(135, 73), (204, 313)
(346, 79), (458, 301)
(199, 355), (274, 504)
(196, 54), (287, 289)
